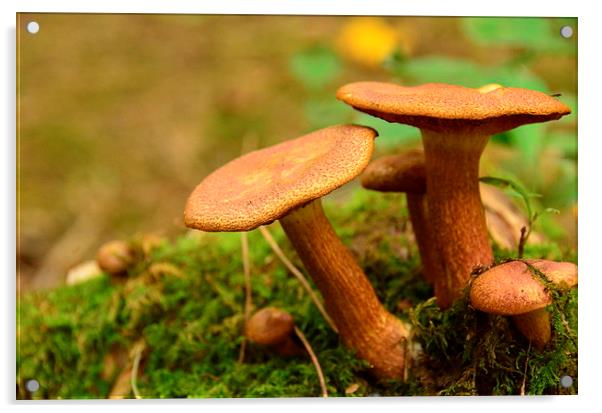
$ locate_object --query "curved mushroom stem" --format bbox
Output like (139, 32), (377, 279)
(280, 199), (409, 379)
(421, 129), (494, 308)
(512, 308), (551, 349)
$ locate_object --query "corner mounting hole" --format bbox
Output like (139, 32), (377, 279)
(560, 25), (573, 39)
(26, 21), (40, 34)
(25, 379), (40, 393)
(560, 375), (573, 388)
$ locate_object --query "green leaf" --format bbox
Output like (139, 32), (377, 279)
(491, 65), (548, 91)
(507, 123), (546, 165)
(353, 112), (420, 149)
(543, 158), (578, 206)
(289, 46), (342, 90)
(398, 56), (492, 87)
(304, 99), (352, 129)
(462, 17), (573, 53)
(392, 56), (548, 91)
(546, 130), (577, 158)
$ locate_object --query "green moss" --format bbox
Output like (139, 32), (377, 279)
(17, 189), (577, 398)
(407, 261), (578, 396)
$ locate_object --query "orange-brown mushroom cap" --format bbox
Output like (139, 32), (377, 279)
(96, 240), (135, 275)
(360, 149), (426, 193)
(184, 125), (377, 232)
(469, 260), (577, 315)
(336, 82), (571, 134)
(245, 307), (295, 346)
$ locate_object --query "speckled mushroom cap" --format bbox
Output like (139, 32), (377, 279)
(470, 259), (578, 315)
(245, 307), (295, 345)
(336, 82), (571, 134)
(360, 149), (426, 193)
(184, 125), (377, 232)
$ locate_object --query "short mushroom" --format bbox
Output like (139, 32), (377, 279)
(337, 82), (571, 307)
(245, 307), (302, 356)
(360, 149), (445, 296)
(96, 240), (136, 276)
(469, 259), (577, 348)
(184, 125), (409, 379)
(245, 307), (329, 397)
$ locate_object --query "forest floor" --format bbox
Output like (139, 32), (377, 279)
(16, 189), (577, 399)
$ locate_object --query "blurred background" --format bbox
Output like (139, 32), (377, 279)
(17, 14), (577, 291)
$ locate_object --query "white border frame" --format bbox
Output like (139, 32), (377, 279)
(4, 1), (601, 412)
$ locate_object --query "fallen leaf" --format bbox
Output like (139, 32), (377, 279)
(65, 260), (102, 285)
(345, 383), (360, 395)
(480, 183), (545, 250)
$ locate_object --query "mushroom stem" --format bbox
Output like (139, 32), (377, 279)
(421, 129), (494, 308)
(408, 188), (470, 305)
(512, 308), (551, 349)
(406, 192), (442, 286)
(280, 198), (408, 379)
(258, 226), (338, 333)
(272, 334), (305, 357)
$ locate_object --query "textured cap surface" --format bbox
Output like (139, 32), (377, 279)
(184, 125), (376, 232)
(524, 259), (578, 288)
(337, 82), (571, 133)
(361, 149), (426, 193)
(245, 307), (295, 345)
(470, 260), (578, 315)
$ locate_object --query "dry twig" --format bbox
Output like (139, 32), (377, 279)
(294, 326), (328, 398)
(238, 232), (252, 363)
(520, 342), (532, 395)
(130, 339), (146, 399)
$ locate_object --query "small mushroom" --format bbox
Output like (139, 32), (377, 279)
(245, 307), (328, 397)
(245, 307), (302, 356)
(96, 240), (136, 276)
(184, 125), (409, 379)
(337, 82), (571, 307)
(469, 259), (577, 348)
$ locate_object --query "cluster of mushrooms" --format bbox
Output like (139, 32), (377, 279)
(183, 81), (576, 380)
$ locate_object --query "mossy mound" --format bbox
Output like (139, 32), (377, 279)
(16, 189), (577, 399)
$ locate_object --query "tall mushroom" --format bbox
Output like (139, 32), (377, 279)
(337, 82), (571, 307)
(361, 149), (546, 305)
(470, 259), (577, 348)
(184, 125), (409, 379)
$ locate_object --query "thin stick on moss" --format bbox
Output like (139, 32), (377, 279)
(259, 226), (338, 333)
(242, 232), (252, 320)
(237, 135), (258, 363)
(520, 342), (531, 395)
(294, 326), (328, 398)
(130, 340), (146, 399)
(238, 232), (252, 363)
